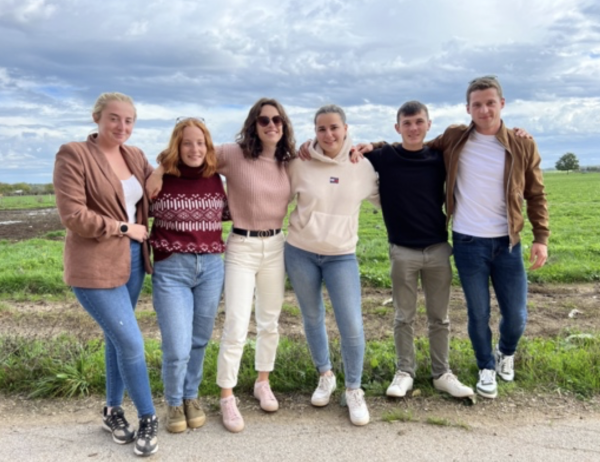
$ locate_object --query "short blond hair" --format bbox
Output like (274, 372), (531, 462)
(92, 92), (137, 122)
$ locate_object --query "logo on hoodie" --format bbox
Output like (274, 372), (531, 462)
(329, 177), (339, 184)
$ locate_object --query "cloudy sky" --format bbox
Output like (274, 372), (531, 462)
(1, 0), (599, 183)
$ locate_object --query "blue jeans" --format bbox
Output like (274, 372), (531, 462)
(284, 243), (365, 389)
(73, 241), (155, 417)
(152, 252), (224, 406)
(452, 232), (528, 370)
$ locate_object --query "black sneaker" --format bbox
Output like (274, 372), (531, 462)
(102, 406), (136, 444)
(134, 414), (158, 457)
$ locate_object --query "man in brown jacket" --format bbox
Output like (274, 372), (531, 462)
(427, 76), (549, 399)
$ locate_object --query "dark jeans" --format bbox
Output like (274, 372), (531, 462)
(452, 232), (528, 370)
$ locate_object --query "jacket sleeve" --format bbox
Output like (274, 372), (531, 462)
(523, 141), (550, 245)
(363, 160), (381, 209)
(53, 144), (120, 240)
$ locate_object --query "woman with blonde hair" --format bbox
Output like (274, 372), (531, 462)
(150, 118), (229, 434)
(53, 92), (158, 457)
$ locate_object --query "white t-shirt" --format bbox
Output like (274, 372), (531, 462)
(452, 131), (508, 237)
(121, 175), (143, 223)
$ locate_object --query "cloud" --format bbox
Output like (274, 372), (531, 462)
(0, 0), (599, 183)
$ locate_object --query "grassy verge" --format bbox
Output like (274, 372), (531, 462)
(2, 333), (599, 399)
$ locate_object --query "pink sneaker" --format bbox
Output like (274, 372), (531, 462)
(253, 381), (279, 412)
(220, 395), (244, 433)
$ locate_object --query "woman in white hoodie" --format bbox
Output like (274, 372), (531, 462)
(285, 104), (379, 426)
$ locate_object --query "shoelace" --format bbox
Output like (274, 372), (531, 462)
(317, 376), (333, 392)
(223, 398), (241, 421)
(479, 370), (495, 385)
(259, 384), (276, 401)
(499, 355), (514, 373)
(392, 372), (410, 385)
(109, 410), (128, 429)
(346, 390), (364, 407)
(185, 399), (201, 411)
(138, 417), (157, 440)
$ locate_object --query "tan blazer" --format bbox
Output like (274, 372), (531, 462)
(53, 134), (153, 288)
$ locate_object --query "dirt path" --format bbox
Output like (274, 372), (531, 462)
(1, 395), (600, 462)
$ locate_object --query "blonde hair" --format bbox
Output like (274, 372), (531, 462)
(157, 118), (217, 178)
(92, 92), (137, 122)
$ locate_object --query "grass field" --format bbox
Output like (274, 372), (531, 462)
(0, 172), (598, 297)
(0, 194), (56, 210)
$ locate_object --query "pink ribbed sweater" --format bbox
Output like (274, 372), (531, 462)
(216, 143), (290, 230)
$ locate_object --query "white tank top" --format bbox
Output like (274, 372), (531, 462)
(121, 175), (143, 223)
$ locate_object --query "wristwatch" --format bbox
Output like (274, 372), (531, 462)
(119, 222), (129, 235)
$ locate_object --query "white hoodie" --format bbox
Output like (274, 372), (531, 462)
(287, 135), (379, 255)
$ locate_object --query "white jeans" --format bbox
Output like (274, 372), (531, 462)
(216, 231), (285, 389)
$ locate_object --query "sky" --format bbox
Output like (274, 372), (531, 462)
(0, 0), (599, 184)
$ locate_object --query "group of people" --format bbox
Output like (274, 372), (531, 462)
(52, 75), (549, 457)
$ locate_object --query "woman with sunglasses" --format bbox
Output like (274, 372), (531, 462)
(147, 98), (295, 433)
(53, 92), (158, 457)
(284, 104), (379, 426)
(149, 118), (229, 434)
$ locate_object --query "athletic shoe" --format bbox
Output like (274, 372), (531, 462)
(495, 346), (515, 382)
(311, 373), (337, 407)
(253, 381), (279, 412)
(134, 414), (158, 457)
(165, 405), (186, 433)
(184, 399), (206, 428)
(345, 389), (370, 426)
(386, 371), (413, 398)
(102, 406), (136, 444)
(476, 369), (498, 399)
(220, 395), (244, 433)
(433, 372), (474, 398)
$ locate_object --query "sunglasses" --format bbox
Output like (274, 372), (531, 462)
(257, 115), (283, 127)
(175, 117), (205, 126)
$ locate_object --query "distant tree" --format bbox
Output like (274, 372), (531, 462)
(43, 183), (55, 194)
(11, 182), (32, 194)
(555, 152), (580, 173)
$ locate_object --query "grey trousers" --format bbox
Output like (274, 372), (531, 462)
(389, 242), (452, 378)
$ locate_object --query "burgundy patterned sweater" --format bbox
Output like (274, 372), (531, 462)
(150, 164), (230, 261)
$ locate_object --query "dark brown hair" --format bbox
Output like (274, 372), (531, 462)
(236, 97), (296, 162)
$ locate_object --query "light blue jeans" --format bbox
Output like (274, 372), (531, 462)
(73, 241), (155, 417)
(452, 232), (528, 370)
(152, 252), (224, 406)
(284, 242), (365, 389)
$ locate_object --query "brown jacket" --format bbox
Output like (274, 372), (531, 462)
(53, 134), (153, 288)
(428, 122), (549, 248)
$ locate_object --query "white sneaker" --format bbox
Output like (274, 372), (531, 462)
(476, 369), (498, 399)
(311, 373), (337, 407)
(495, 346), (515, 382)
(386, 371), (413, 398)
(433, 372), (474, 398)
(345, 389), (370, 426)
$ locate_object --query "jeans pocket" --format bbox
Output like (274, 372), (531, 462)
(453, 232), (475, 244)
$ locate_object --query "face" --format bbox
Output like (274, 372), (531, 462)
(315, 112), (348, 158)
(256, 104), (284, 148)
(179, 125), (207, 168)
(94, 100), (135, 146)
(395, 110), (431, 150)
(466, 88), (505, 135)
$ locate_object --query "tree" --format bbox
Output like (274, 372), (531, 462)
(555, 152), (579, 173)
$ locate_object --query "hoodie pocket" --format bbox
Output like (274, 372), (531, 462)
(302, 211), (356, 251)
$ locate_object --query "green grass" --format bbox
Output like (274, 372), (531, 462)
(0, 172), (598, 298)
(0, 195), (56, 210)
(2, 333), (600, 399)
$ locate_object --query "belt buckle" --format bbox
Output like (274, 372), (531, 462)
(258, 230), (270, 238)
